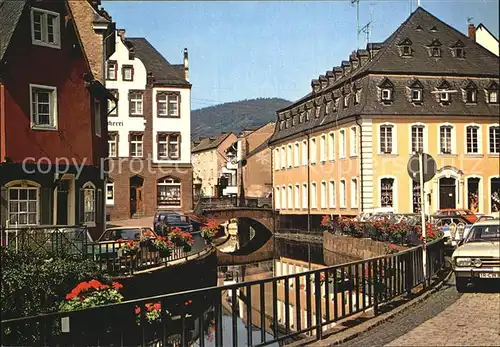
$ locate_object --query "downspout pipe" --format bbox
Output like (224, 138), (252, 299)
(355, 115), (364, 212)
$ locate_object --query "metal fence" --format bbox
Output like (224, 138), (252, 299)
(1, 226), (213, 276)
(1, 238), (445, 346)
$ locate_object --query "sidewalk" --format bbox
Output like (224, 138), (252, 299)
(106, 216), (154, 228)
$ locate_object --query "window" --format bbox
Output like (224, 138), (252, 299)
(350, 127), (357, 156)
(157, 177), (181, 207)
(122, 65), (134, 81)
(328, 132), (335, 160)
(294, 143), (300, 167)
(106, 61), (117, 80)
(320, 181), (327, 208)
(31, 8), (60, 48)
(157, 93), (180, 117)
(292, 115), (297, 126)
(489, 126), (500, 154)
(354, 89), (361, 104)
(94, 99), (101, 137)
(302, 183), (308, 209)
(326, 101), (332, 114)
(294, 184), (300, 209)
(274, 148), (280, 170)
(287, 144), (292, 168)
(402, 45), (412, 56)
(381, 89), (392, 101)
(315, 106), (320, 118)
(310, 138), (317, 164)
(466, 126), (479, 154)
(439, 125), (453, 154)
(158, 133), (181, 160)
(489, 90), (498, 104)
(275, 186), (281, 209)
(412, 181), (421, 213)
(465, 89), (477, 103)
(129, 92), (143, 116)
(281, 186), (287, 209)
(108, 132), (118, 157)
(288, 185), (293, 209)
(490, 177), (500, 213)
(411, 89), (422, 102)
(431, 47), (441, 57)
(82, 182), (96, 224)
(467, 178), (480, 212)
(339, 129), (346, 158)
(311, 182), (317, 209)
(455, 47), (464, 58)
(30, 84), (57, 129)
(439, 92), (449, 103)
(130, 133), (143, 157)
(106, 183), (114, 206)
(380, 178), (394, 208)
(329, 181), (336, 208)
(108, 90), (118, 116)
(301, 141), (308, 166)
(411, 125), (424, 153)
(320, 135), (327, 162)
(343, 95), (349, 108)
(8, 183), (38, 225)
(281, 147), (286, 169)
(351, 178), (358, 208)
(340, 180), (346, 208)
(380, 124), (393, 154)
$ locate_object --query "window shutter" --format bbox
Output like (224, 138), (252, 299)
(96, 189), (102, 224)
(178, 93), (181, 118)
(78, 188), (85, 224)
(40, 187), (52, 225)
(178, 134), (182, 160)
(0, 186), (7, 228)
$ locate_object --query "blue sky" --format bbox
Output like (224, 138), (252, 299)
(102, 1), (499, 110)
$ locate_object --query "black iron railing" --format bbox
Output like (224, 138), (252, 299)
(1, 226), (214, 276)
(196, 197), (273, 210)
(1, 239), (445, 346)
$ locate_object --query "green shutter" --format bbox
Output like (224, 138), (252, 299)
(96, 189), (102, 223)
(78, 188), (85, 224)
(0, 186), (7, 228)
(40, 187), (52, 225)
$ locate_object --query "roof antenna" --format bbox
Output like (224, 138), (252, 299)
(467, 17), (474, 24)
(351, 0), (360, 49)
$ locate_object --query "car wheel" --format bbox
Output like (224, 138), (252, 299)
(455, 277), (469, 293)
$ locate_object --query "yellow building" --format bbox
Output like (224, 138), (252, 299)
(269, 7), (500, 228)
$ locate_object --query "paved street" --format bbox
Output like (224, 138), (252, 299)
(107, 216), (154, 228)
(339, 276), (500, 347)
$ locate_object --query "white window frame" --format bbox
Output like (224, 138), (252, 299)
(339, 179), (346, 208)
(320, 134), (327, 162)
(351, 178), (358, 208)
(168, 94), (179, 117)
(465, 175), (483, 213)
(329, 180), (336, 208)
(339, 129), (346, 159)
(130, 134), (143, 158)
(108, 133), (118, 157)
(409, 123), (428, 154)
(488, 90), (498, 104)
(465, 124), (482, 155)
(379, 176), (397, 211)
(29, 84), (58, 130)
(288, 185), (293, 209)
(465, 88), (477, 103)
(287, 144), (293, 168)
(106, 183), (114, 206)
(107, 90), (118, 115)
(281, 147), (286, 169)
(411, 89), (422, 102)
(6, 181), (40, 226)
(129, 92), (143, 116)
(281, 185), (287, 209)
(488, 175), (500, 214)
(294, 142), (300, 167)
(328, 132), (335, 161)
(311, 182), (317, 209)
(294, 184), (300, 210)
(381, 88), (392, 101)
(310, 137), (317, 164)
(488, 124), (500, 154)
(123, 66), (134, 81)
(275, 186), (281, 209)
(302, 183), (308, 209)
(94, 99), (101, 137)
(157, 177), (181, 208)
(30, 7), (61, 49)
(438, 123), (456, 155)
(350, 126), (358, 157)
(320, 181), (327, 209)
(379, 122), (397, 155)
(106, 61), (117, 80)
(301, 140), (308, 166)
(439, 90), (449, 102)
(274, 148), (280, 170)
(82, 182), (96, 226)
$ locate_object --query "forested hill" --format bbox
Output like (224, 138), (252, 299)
(191, 97), (291, 138)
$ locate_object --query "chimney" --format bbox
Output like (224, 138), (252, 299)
(468, 24), (476, 41)
(184, 48), (189, 82)
(117, 29), (126, 41)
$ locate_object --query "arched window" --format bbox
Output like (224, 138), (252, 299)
(491, 177), (500, 213)
(82, 182), (96, 224)
(6, 180), (40, 226)
(157, 177), (181, 207)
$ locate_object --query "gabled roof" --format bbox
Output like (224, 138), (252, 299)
(192, 132), (234, 153)
(125, 38), (190, 86)
(0, 0), (27, 63)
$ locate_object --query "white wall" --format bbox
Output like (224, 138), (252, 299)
(106, 32), (147, 157)
(476, 26), (499, 56)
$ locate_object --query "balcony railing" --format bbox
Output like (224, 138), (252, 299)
(1, 239), (446, 346)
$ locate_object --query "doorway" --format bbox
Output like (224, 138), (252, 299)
(439, 177), (457, 209)
(56, 180), (69, 225)
(130, 176), (144, 217)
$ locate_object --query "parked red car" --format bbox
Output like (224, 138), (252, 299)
(436, 209), (478, 224)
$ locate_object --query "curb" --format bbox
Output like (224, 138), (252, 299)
(308, 269), (453, 346)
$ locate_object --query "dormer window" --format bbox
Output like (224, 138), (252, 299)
(354, 89), (361, 105)
(379, 78), (394, 104)
(306, 109), (311, 121)
(382, 89), (392, 101)
(326, 101), (332, 115)
(431, 47), (441, 57)
(427, 39), (442, 58)
(436, 80), (452, 105)
(463, 80), (477, 104)
(451, 40), (466, 59)
(398, 38), (413, 57)
(455, 47), (464, 58)
(486, 81), (499, 104)
(292, 115), (297, 126)
(315, 106), (320, 118)
(279, 120), (284, 130)
(343, 95), (349, 108)
(412, 89), (422, 102)
(430, 26), (438, 32)
(285, 117), (291, 129)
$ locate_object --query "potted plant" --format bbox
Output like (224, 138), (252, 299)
(134, 301), (169, 325)
(169, 227), (187, 247)
(153, 236), (174, 258)
(182, 236), (195, 253)
(119, 240), (140, 255)
(201, 220), (218, 244)
(59, 280), (124, 312)
(140, 230), (155, 248)
(321, 215), (332, 230)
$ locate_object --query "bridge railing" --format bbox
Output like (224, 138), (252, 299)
(1, 239), (445, 346)
(1, 226), (213, 276)
(196, 196), (273, 210)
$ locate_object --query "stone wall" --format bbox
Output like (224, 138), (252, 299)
(323, 231), (406, 260)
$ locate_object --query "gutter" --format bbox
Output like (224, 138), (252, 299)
(355, 115), (364, 213)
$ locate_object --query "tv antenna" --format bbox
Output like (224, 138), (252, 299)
(351, 0), (360, 48)
(467, 17), (474, 23)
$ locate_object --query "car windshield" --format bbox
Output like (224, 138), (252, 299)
(464, 224), (500, 243)
(101, 228), (142, 241)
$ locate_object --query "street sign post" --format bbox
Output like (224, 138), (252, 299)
(407, 152), (436, 284)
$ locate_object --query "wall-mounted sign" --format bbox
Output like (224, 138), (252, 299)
(108, 121), (124, 127)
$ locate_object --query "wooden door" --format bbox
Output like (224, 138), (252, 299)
(130, 187), (137, 217)
(439, 178), (456, 209)
(136, 187), (144, 213)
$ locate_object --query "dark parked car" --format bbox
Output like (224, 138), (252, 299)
(154, 211), (194, 235)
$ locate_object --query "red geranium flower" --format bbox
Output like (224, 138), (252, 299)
(112, 281), (123, 290)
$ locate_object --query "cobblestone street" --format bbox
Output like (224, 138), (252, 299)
(338, 276), (500, 347)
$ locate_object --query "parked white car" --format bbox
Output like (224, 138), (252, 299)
(451, 219), (500, 292)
